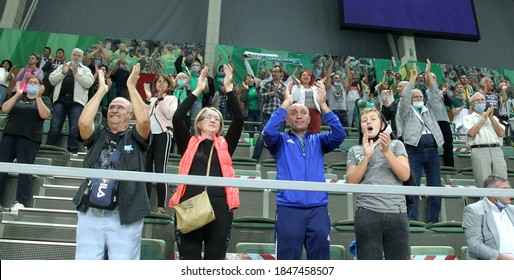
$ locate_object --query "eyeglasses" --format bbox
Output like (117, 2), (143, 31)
(201, 115), (220, 122)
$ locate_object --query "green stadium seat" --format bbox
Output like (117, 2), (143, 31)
(410, 245), (456, 256)
(140, 238), (166, 260)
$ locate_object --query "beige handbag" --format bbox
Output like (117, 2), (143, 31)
(175, 145), (216, 234)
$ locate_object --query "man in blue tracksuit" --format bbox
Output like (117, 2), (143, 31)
(263, 81), (346, 260)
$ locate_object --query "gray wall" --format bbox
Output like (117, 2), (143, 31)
(22, 0), (514, 69)
(26, 0), (208, 43)
(415, 0), (514, 69)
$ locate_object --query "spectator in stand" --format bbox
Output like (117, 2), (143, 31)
(192, 48), (203, 65)
(109, 54), (131, 99)
(136, 49), (147, 73)
(450, 84), (470, 141)
(343, 56), (363, 127)
(172, 72), (192, 132)
(462, 174), (514, 260)
(263, 81), (345, 260)
(88, 64), (112, 116)
(398, 61), (444, 224)
(239, 74), (262, 138)
(459, 74), (476, 100)
(0, 75), (52, 213)
(325, 55), (348, 128)
(143, 74), (177, 214)
(0, 60), (15, 104)
(462, 92), (507, 187)
(376, 70), (395, 106)
(36, 47), (52, 76)
(381, 81), (408, 140)
(426, 72), (454, 167)
(13, 54), (44, 94)
(169, 65), (243, 260)
(480, 77), (501, 118)
(47, 48), (94, 154)
(346, 108), (411, 260)
(251, 65), (286, 161)
(84, 41), (113, 74)
(291, 70), (324, 134)
(73, 64), (151, 260)
(40, 48), (66, 98)
(188, 60), (209, 120)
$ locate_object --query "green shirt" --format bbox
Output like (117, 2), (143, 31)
(188, 75), (203, 101)
(247, 87), (259, 111)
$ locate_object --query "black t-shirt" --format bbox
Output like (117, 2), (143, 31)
(111, 69), (129, 89)
(59, 69), (75, 97)
(4, 94), (52, 143)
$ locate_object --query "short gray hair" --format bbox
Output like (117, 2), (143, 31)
(72, 48), (84, 55)
(483, 174), (509, 188)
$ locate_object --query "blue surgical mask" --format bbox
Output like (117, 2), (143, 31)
(474, 103), (486, 112)
(218, 72), (226, 77)
(177, 79), (186, 88)
(413, 101), (424, 109)
(26, 85), (39, 95)
(94, 59), (102, 65)
(333, 82), (341, 87)
(191, 66), (200, 74)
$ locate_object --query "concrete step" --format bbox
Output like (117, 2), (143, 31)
(0, 220), (76, 243)
(0, 239), (75, 260)
(32, 196), (75, 211)
(49, 176), (85, 186)
(17, 208), (77, 224)
(39, 184), (78, 198)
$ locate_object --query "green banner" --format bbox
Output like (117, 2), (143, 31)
(0, 28), (204, 75)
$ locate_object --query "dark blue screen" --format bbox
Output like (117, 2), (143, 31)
(341, 0), (479, 39)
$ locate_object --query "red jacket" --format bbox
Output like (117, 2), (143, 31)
(169, 135), (240, 209)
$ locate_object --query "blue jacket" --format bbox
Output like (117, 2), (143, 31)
(263, 107), (346, 208)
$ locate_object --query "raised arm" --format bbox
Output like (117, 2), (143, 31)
(222, 64), (244, 155)
(2, 82), (23, 114)
(126, 64), (150, 140)
(213, 54), (222, 77)
(343, 56), (352, 90)
(325, 56), (334, 90)
(78, 70), (109, 141)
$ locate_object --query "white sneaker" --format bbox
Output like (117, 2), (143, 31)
(10, 202), (25, 214)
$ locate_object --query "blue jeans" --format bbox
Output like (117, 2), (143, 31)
(252, 113), (284, 160)
(190, 99), (202, 121)
(354, 207), (410, 260)
(0, 86), (7, 105)
(75, 207), (144, 260)
(245, 110), (262, 138)
(46, 96), (84, 153)
(406, 135), (442, 223)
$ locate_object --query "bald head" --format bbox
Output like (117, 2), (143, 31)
(286, 103), (310, 135)
(107, 97), (133, 133)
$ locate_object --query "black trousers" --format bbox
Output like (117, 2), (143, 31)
(175, 196), (233, 260)
(0, 135), (40, 205)
(438, 121), (454, 167)
(145, 132), (172, 208)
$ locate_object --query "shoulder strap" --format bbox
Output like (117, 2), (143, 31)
(204, 143), (215, 191)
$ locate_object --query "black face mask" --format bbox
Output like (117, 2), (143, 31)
(369, 125), (386, 143)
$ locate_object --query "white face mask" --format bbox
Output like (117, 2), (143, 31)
(413, 101), (424, 109)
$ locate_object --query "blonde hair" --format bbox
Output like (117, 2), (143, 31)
(194, 107), (224, 136)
